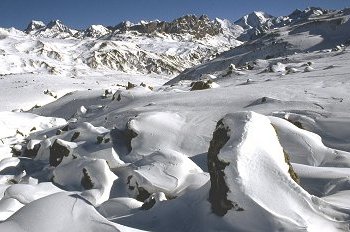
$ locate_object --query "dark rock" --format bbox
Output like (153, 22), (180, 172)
(11, 146), (22, 157)
(207, 119), (243, 216)
(70, 131), (80, 142)
(126, 82), (137, 90)
(23, 143), (41, 158)
(292, 121), (303, 129)
(49, 139), (71, 167)
(136, 187), (151, 202)
(96, 135), (104, 144)
(16, 130), (25, 137)
(141, 196), (156, 210)
(124, 119), (138, 153)
(190, 80), (212, 91)
(126, 175), (151, 202)
(284, 150), (300, 184)
(81, 168), (94, 190)
(25, 20), (46, 33)
(115, 15), (222, 38)
(61, 125), (69, 131)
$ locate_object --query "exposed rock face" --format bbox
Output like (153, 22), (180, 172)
(49, 139), (71, 167)
(190, 80), (212, 91)
(70, 131), (80, 142)
(24, 19), (78, 39)
(25, 20), (46, 33)
(235, 11), (273, 30)
(207, 119), (236, 216)
(116, 15), (223, 38)
(288, 7), (329, 21)
(283, 150), (300, 184)
(23, 143), (41, 158)
(81, 168), (94, 190)
(125, 120), (138, 153)
(141, 192), (167, 210)
(207, 112), (302, 217)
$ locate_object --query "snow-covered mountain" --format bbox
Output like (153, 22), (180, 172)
(0, 15), (243, 76)
(172, 7), (350, 83)
(2, 8), (342, 77)
(1, 7), (350, 232)
(235, 11), (273, 29)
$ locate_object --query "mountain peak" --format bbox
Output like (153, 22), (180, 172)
(25, 20), (46, 33)
(288, 7), (329, 20)
(46, 20), (68, 30)
(235, 11), (273, 29)
(84, 24), (110, 37)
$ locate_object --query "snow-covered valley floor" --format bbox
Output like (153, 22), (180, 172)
(1, 46), (350, 231)
(1, 8), (350, 232)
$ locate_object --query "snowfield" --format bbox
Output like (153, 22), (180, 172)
(1, 7), (350, 232)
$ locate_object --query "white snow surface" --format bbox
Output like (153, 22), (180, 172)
(1, 7), (350, 232)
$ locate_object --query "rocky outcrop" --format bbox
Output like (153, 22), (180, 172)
(25, 20), (46, 33)
(25, 20), (77, 38)
(207, 112), (302, 217)
(190, 80), (212, 91)
(115, 15), (223, 38)
(49, 139), (71, 167)
(207, 119), (239, 216)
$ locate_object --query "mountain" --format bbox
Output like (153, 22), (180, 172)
(122, 15), (223, 38)
(235, 11), (274, 30)
(0, 15), (242, 76)
(25, 20), (46, 33)
(288, 7), (330, 21)
(26, 20), (78, 38)
(78, 25), (110, 38)
(170, 7), (350, 84)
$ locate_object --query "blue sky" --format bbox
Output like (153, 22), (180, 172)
(0, 0), (349, 29)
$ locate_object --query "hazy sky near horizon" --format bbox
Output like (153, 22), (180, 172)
(0, 0), (349, 29)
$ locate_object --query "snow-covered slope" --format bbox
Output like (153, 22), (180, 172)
(0, 15), (242, 77)
(1, 7), (350, 232)
(171, 8), (350, 83)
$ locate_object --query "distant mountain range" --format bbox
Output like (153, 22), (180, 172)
(0, 7), (346, 76)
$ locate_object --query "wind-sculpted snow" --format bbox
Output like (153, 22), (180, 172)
(53, 157), (118, 205)
(1, 6), (350, 232)
(208, 112), (350, 231)
(0, 192), (123, 232)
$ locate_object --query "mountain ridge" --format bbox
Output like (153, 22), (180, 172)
(0, 7), (341, 77)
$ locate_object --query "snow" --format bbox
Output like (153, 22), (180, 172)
(235, 11), (273, 29)
(216, 112), (349, 231)
(1, 7), (350, 232)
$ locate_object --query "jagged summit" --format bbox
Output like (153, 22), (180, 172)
(235, 11), (274, 29)
(82, 25), (110, 38)
(288, 7), (331, 20)
(5, 7), (349, 77)
(25, 19), (77, 38)
(25, 20), (46, 33)
(46, 20), (69, 30)
(23, 15), (228, 39)
(110, 14), (223, 38)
